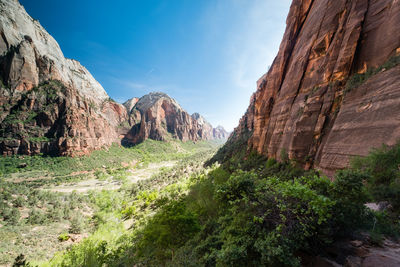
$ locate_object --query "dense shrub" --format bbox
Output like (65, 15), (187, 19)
(128, 164), (369, 266)
(135, 200), (200, 265)
(69, 215), (85, 234)
(351, 143), (400, 211)
(330, 169), (370, 233)
(2, 207), (20, 225)
(13, 196), (26, 208)
(27, 209), (47, 225)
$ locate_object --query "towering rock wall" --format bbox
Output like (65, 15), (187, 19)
(213, 126), (230, 140)
(0, 0), (128, 156)
(122, 92), (228, 145)
(0, 0), (108, 101)
(0, 0), (230, 156)
(225, 0), (400, 175)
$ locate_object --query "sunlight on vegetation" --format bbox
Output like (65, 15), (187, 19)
(0, 139), (221, 265)
(1, 140), (400, 266)
(4, 141), (394, 266)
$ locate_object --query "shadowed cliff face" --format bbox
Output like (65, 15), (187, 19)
(0, 0), (224, 156)
(122, 93), (229, 145)
(223, 0), (400, 175)
(0, 0), (129, 156)
(0, 80), (126, 156)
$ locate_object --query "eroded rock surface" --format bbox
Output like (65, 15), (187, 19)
(0, 81), (124, 156)
(306, 238), (400, 267)
(0, 0), (129, 155)
(222, 0), (400, 174)
(122, 92), (226, 145)
(213, 125), (230, 140)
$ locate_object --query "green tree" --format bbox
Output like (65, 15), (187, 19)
(136, 200), (200, 264)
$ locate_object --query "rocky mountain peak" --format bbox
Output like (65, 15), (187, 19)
(0, 1), (227, 156)
(133, 92), (182, 113)
(123, 97), (139, 113)
(191, 113), (208, 125)
(0, 0), (108, 103)
(213, 125), (229, 140)
(122, 92), (224, 145)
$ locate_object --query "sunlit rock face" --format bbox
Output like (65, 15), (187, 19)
(225, 0), (400, 175)
(213, 125), (230, 140)
(0, 0), (128, 156)
(0, 0), (219, 155)
(0, 0), (108, 101)
(122, 92), (225, 145)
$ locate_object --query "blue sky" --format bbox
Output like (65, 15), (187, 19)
(20, 0), (291, 131)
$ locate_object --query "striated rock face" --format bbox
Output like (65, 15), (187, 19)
(0, 0), (128, 156)
(213, 125), (230, 140)
(123, 97), (139, 114)
(223, 0), (400, 175)
(0, 81), (123, 156)
(122, 92), (223, 145)
(191, 112), (214, 141)
(0, 0), (229, 156)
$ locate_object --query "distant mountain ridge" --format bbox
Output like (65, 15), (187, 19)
(0, 0), (227, 156)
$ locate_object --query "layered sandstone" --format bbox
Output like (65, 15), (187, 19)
(122, 92), (226, 145)
(0, 0), (129, 155)
(0, 0), (229, 156)
(221, 0), (400, 174)
(213, 125), (230, 140)
(0, 81), (123, 156)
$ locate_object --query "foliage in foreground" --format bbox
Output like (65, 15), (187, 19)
(31, 142), (400, 266)
(1, 140), (220, 265)
(127, 163), (371, 267)
(350, 143), (400, 211)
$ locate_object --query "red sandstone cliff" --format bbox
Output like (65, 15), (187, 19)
(213, 125), (230, 140)
(0, 0), (130, 156)
(0, 0), (222, 156)
(122, 92), (227, 145)
(221, 0), (400, 175)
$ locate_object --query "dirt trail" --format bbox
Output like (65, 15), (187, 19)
(126, 161), (176, 183)
(45, 161), (176, 193)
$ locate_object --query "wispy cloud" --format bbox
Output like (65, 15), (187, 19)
(122, 81), (147, 90)
(226, 0), (289, 91)
(199, 0), (291, 131)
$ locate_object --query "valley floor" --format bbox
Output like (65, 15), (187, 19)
(1, 140), (400, 267)
(0, 140), (221, 266)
